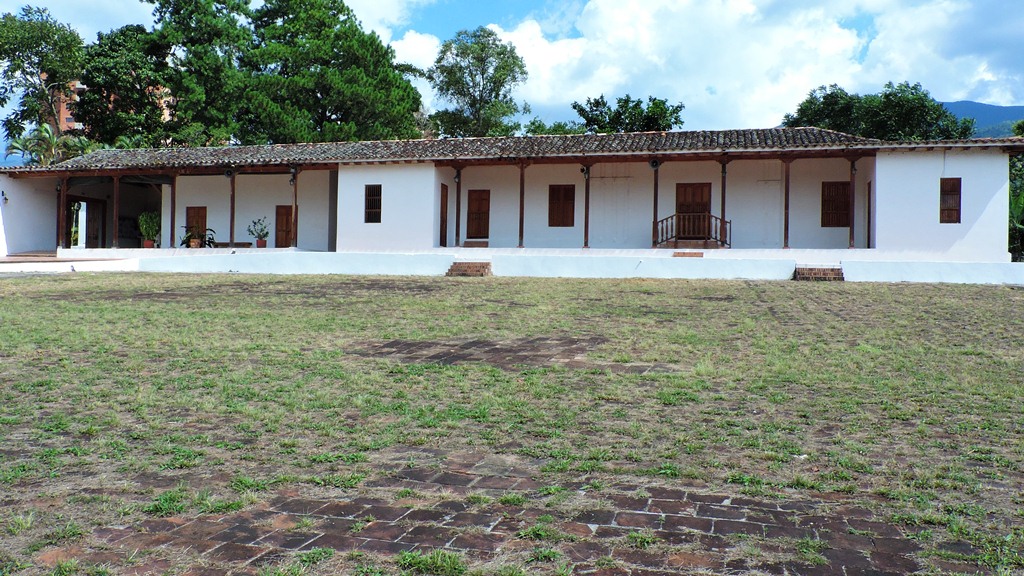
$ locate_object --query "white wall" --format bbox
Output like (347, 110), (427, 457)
(166, 171), (331, 250)
(786, 158), (871, 249)
(874, 150), (1009, 262)
(449, 158), (871, 250)
(337, 163), (438, 250)
(0, 175), (58, 256)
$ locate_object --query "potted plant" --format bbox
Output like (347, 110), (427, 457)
(138, 211), (160, 248)
(180, 226), (216, 248)
(248, 216), (270, 248)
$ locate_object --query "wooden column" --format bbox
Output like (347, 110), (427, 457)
(57, 178), (68, 249)
(518, 162), (526, 248)
(291, 167), (300, 247)
(169, 176), (177, 248)
(651, 161), (660, 247)
(849, 159), (857, 249)
(229, 171), (237, 247)
(112, 175), (121, 248)
(454, 168), (462, 246)
(783, 159), (792, 249)
(582, 165), (591, 248)
(719, 158), (729, 243)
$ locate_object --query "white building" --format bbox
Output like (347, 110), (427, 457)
(0, 128), (1021, 268)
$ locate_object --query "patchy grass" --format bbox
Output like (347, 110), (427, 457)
(0, 274), (1023, 573)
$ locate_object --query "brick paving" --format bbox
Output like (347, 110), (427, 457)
(353, 336), (679, 374)
(38, 450), (935, 575)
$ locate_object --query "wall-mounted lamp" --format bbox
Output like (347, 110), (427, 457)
(649, 159), (661, 170)
(1, 191), (7, 204)
(224, 168), (234, 178)
(288, 166), (298, 186)
(453, 170), (461, 184)
(580, 166), (590, 179)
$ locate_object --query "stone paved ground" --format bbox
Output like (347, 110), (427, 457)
(30, 448), (959, 575)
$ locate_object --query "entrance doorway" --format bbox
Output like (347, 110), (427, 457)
(467, 189), (490, 239)
(675, 183), (712, 239)
(275, 205), (295, 247)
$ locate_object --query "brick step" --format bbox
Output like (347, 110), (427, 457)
(793, 266), (845, 281)
(446, 261), (493, 277)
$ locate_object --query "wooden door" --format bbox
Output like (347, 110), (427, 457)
(85, 200), (105, 248)
(275, 205), (295, 248)
(675, 183), (711, 238)
(439, 184), (448, 247)
(185, 206), (206, 241)
(467, 189), (490, 239)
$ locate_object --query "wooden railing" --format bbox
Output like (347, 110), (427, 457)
(654, 212), (731, 247)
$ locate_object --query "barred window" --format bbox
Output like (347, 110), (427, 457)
(940, 178), (961, 223)
(364, 184), (382, 223)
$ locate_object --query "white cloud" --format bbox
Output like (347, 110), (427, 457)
(391, 30), (442, 111)
(32, 0), (155, 42)
(344, 0), (437, 43)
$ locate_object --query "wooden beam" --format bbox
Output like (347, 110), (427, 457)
(582, 165), (592, 248)
(651, 161), (660, 247)
(112, 175), (120, 248)
(57, 178), (67, 249)
(518, 162), (526, 248)
(291, 167), (299, 248)
(169, 175), (176, 249)
(229, 171), (236, 247)
(783, 159), (792, 249)
(454, 168), (462, 246)
(719, 158), (729, 244)
(849, 159), (857, 249)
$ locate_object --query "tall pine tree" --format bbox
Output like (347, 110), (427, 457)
(239, 0), (421, 144)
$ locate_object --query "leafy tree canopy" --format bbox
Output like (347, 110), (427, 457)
(783, 82), (975, 141)
(145, 0), (252, 145)
(1010, 120), (1024, 261)
(525, 94), (685, 135)
(0, 5), (84, 139)
(572, 94), (685, 134)
(72, 25), (170, 146)
(428, 26), (527, 137)
(239, 0), (421, 144)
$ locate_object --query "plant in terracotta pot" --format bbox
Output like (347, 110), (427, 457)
(138, 211), (160, 248)
(248, 216), (270, 248)
(180, 225), (216, 248)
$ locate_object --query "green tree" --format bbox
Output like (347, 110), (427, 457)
(0, 6), (84, 139)
(523, 117), (585, 136)
(145, 0), (251, 145)
(783, 81), (974, 140)
(3, 123), (93, 165)
(1010, 120), (1024, 261)
(571, 94), (685, 134)
(239, 0), (421, 144)
(427, 26), (527, 137)
(72, 25), (170, 146)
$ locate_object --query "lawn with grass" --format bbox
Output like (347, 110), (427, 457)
(0, 274), (1022, 574)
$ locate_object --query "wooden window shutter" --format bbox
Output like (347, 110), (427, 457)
(940, 178), (961, 223)
(364, 184), (382, 223)
(548, 184), (575, 227)
(821, 182), (850, 227)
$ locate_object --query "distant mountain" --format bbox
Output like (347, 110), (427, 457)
(942, 101), (1024, 137)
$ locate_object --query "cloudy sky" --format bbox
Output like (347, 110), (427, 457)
(12, 0), (1024, 131)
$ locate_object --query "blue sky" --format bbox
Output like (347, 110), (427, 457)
(3, 0), (1023, 166)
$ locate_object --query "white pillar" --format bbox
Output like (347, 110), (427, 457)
(74, 203), (87, 249)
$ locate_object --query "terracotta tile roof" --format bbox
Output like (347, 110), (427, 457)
(4, 128), (1022, 175)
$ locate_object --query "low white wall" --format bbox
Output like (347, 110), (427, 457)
(491, 254), (796, 279)
(136, 252), (455, 275)
(874, 150), (1009, 261)
(842, 260), (1024, 284)
(0, 175), (58, 255)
